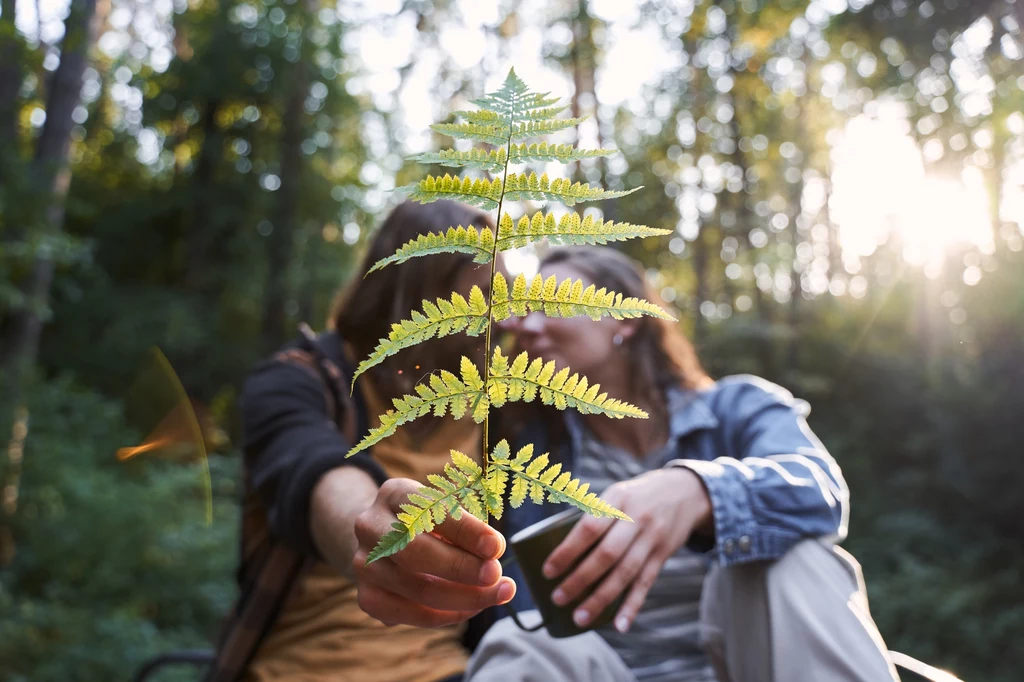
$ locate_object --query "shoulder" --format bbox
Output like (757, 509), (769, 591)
(241, 332), (341, 413)
(700, 375), (810, 419)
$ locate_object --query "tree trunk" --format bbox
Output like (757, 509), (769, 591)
(1, 0), (102, 382)
(0, 0), (21, 149)
(181, 97), (223, 292)
(1, 0), (102, 566)
(261, 1), (311, 349)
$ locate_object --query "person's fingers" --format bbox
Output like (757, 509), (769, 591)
(551, 520), (638, 607)
(391, 531), (502, 586)
(356, 583), (482, 629)
(542, 513), (616, 580)
(364, 557), (517, 612)
(612, 554), (665, 633)
(431, 510), (506, 560)
(572, 536), (658, 629)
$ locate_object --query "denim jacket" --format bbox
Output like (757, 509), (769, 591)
(502, 375), (849, 611)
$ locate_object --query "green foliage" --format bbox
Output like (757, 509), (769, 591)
(0, 380), (238, 681)
(354, 69), (667, 561)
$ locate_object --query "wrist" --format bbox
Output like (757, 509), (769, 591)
(311, 466), (378, 576)
(662, 465), (713, 534)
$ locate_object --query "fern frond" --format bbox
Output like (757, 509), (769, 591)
(508, 142), (615, 166)
(491, 273), (676, 322)
(401, 174), (504, 210)
(346, 357), (488, 458)
(353, 287), (489, 381)
(488, 440), (630, 520)
(486, 347), (648, 419)
(430, 122), (510, 146)
(366, 450), (487, 563)
(367, 225), (495, 273)
(495, 211), (671, 251)
(502, 172), (640, 206)
(409, 148), (507, 173)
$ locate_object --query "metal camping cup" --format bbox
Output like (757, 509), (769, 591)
(500, 508), (626, 638)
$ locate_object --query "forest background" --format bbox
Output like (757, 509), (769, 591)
(1, 0), (1022, 679)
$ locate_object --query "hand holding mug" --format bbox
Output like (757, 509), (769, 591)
(542, 467), (712, 633)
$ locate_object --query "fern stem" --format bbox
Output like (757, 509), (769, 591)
(481, 100), (518, 520)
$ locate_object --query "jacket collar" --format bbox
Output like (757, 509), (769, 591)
(564, 384), (719, 453)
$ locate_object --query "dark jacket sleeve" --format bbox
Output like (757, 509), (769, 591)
(240, 357), (388, 559)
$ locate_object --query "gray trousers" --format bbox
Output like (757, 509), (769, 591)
(465, 540), (901, 682)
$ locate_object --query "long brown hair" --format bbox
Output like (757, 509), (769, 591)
(539, 246), (711, 425)
(329, 200), (494, 404)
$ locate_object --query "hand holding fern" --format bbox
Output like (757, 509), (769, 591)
(351, 478), (516, 628)
(542, 468), (712, 634)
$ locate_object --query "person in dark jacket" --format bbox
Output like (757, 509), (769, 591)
(464, 246), (901, 682)
(234, 200), (513, 682)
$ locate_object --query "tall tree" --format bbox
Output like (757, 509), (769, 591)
(261, 0), (315, 349)
(1, 0), (104, 386)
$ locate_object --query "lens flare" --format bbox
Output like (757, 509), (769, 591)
(118, 348), (215, 524)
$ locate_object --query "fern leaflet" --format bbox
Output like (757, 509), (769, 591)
(488, 440), (631, 520)
(346, 357), (488, 458)
(367, 225), (495, 274)
(365, 450), (487, 563)
(508, 141), (615, 166)
(354, 287), (490, 381)
(491, 273), (676, 322)
(487, 347), (648, 419)
(511, 117), (587, 140)
(401, 174), (504, 210)
(495, 211), (671, 250)
(409, 148), (507, 173)
(502, 172), (639, 206)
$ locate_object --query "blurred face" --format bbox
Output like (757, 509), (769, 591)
(512, 262), (635, 377)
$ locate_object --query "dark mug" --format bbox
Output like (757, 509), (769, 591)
(500, 508), (626, 638)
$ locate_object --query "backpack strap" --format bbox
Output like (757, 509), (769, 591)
(206, 325), (368, 682)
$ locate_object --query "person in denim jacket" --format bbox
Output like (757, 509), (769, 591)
(466, 246), (899, 682)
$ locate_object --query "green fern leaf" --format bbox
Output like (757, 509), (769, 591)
(469, 70), (565, 122)
(489, 440), (630, 520)
(450, 109), (504, 125)
(514, 104), (568, 123)
(429, 122), (510, 146)
(486, 347), (648, 419)
(367, 225), (495, 274)
(409, 147), (507, 173)
(502, 172), (640, 206)
(354, 287), (490, 381)
(366, 449), (488, 564)
(346, 358), (488, 458)
(401, 174), (504, 210)
(511, 117), (587, 140)
(508, 142), (615, 166)
(495, 211), (671, 251)
(490, 273), (675, 323)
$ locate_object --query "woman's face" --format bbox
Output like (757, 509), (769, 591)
(512, 261), (635, 377)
